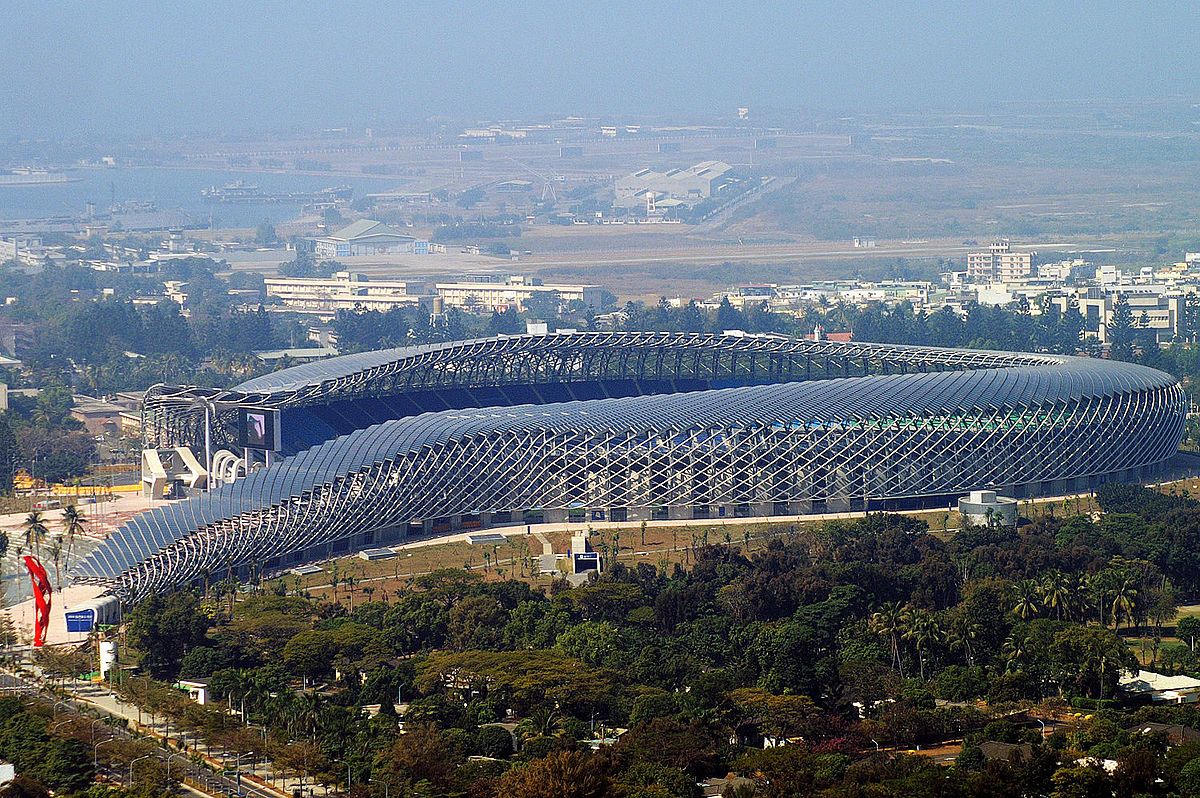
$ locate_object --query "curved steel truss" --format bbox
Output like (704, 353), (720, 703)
(80, 336), (1185, 603)
(142, 332), (1059, 454)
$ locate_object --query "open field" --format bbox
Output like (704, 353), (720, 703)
(121, 102), (1200, 308)
(151, 101), (1200, 301)
(278, 490), (1110, 604)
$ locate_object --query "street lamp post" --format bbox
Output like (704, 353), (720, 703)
(90, 718), (105, 748)
(129, 754), (154, 789)
(92, 737), (117, 770)
(234, 750), (256, 796)
(370, 777), (389, 798)
(166, 751), (188, 783)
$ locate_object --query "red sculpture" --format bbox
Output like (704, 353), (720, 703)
(23, 556), (51, 647)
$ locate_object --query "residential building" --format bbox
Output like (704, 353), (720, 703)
(967, 241), (1036, 282)
(0, 235), (63, 268)
(700, 776), (756, 797)
(978, 741), (1034, 763)
(307, 325), (339, 348)
(265, 271), (432, 314)
(120, 411), (142, 435)
(435, 276), (605, 313)
(111, 391), (145, 411)
(70, 395), (126, 435)
(0, 236), (37, 263)
(175, 678), (210, 705)
(1120, 670), (1200, 703)
(1058, 287), (1186, 344)
(1126, 722), (1200, 745)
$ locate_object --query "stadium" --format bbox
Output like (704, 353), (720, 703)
(73, 331), (1186, 602)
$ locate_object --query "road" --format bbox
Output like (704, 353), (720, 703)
(1, 666), (287, 798)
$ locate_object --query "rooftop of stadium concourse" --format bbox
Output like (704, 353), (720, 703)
(233, 332), (1063, 393)
(146, 333), (1066, 416)
(136, 334), (1178, 495)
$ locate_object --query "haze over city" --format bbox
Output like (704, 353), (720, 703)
(4, 3), (1200, 798)
(3, 1), (1199, 136)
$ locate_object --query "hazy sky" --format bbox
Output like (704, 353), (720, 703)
(2, 0), (1198, 138)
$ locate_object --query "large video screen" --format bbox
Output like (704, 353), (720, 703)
(238, 407), (281, 451)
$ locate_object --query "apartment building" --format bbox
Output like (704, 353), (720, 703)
(265, 272), (430, 314)
(435, 276), (605, 313)
(967, 241), (1036, 282)
(1052, 287), (1186, 343)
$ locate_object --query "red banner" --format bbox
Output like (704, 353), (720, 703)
(23, 556), (51, 647)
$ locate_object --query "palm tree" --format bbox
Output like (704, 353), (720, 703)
(46, 535), (63, 591)
(517, 707), (561, 742)
(229, 669), (255, 723)
(1064, 572), (1088, 622)
(902, 607), (940, 680)
(1087, 574), (1108, 627)
(292, 690), (324, 743)
(60, 504), (86, 572)
(1012, 579), (1041, 620)
(1002, 631), (1032, 675)
(948, 616), (981, 667)
(23, 511), (48, 558)
(11, 545), (21, 601)
(1040, 571), (1070, 621)
(1111, 579), (1138, 633)
(870, 601), (907, 677)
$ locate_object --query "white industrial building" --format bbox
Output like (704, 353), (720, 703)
(312, 220), (443, 258)
(958, 490), (1018, 526)
(614, 161), (734, 209)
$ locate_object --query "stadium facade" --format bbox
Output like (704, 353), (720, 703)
(73, 332), (1186, 602)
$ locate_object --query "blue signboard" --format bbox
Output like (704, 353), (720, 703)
(573, 552), (601, 572)
(65, 609), (95, 633)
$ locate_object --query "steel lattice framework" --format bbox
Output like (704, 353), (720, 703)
(142, 332), (1059, 455)
(77, 334), (1185, 602)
